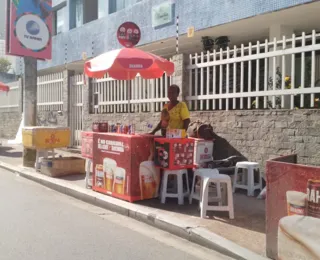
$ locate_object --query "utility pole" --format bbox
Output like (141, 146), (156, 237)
(22, 57), (37, 167)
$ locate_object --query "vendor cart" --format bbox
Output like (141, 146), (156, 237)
(83, 21), (174, 202)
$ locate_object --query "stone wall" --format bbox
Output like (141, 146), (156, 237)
(81, 109), (320, 171)
(0, 109), (67, 139)
(193, 109), (320, 168)
(0, 112), (21, 139)
(37, 110), (67, 127)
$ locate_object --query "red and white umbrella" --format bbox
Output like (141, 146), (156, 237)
(0, 82), (10, 93)
(84, 48), (174, 80)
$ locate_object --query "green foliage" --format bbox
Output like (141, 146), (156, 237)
(0, 58), (12, 73)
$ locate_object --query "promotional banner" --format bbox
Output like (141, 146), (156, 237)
(266, 155), (320, 260)
(6, 0), (52, 59)
(92, 133), (160, 202)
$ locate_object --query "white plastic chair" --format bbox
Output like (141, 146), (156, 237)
(160, 169), (189, 205)
(199, 169), (234, 219)
(233, 161), (262, 196)
(189, 168), (222, 206)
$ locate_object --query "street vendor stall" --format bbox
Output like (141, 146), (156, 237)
(83, 22), (174, 202)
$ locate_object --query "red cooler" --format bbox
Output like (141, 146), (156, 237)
(92, 133), (160, 202)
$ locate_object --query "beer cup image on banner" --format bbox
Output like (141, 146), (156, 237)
(139, 161), (160, 199)
(286, 191), (307, 216)
(307, 179), (320, 218)
(103, 158), (117, 192)
(278, 215), (320, 260)
(113, 167), (126, 195)
(95, 164), (104, 188)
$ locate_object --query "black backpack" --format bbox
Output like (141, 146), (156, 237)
(187, 121), (215, 140)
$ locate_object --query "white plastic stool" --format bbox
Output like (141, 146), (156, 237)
(160, 169), (189, 205)
(233, 161), (262, 196)
(85, 159), (93, 189)
(200, 169), (234, 219)
(189, 168), (222, 206)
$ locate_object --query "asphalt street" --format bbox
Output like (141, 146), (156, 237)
(0, 169), (231, 260)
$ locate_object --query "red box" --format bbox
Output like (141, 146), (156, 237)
(154, 138), (195, 170)
(81, 131), (93, 159)
(92, 133), (160, 202)
(92, 122), (108, 132)
(266, 155), (320, 259)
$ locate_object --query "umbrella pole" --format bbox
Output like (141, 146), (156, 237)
(127, 79), (131, 124)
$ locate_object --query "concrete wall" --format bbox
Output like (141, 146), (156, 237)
(0, 112), (21, 139)
(35, 0), (313, 71)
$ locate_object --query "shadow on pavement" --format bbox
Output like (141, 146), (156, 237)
(59, 174), (86, 182)
(138, 190), (265, 234)
(0, 146), (23, 158)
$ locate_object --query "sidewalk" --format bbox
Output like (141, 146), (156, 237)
(0, 142), (268, 260)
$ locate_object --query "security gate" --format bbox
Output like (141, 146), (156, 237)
(70, 74), (84, 147)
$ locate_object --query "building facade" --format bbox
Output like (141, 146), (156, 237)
(3, 2), (320, 213)
(14, 0), (318, 74)
(0, 2), (318, 258)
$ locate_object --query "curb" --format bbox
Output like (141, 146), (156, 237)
(0, 161), (268, 260)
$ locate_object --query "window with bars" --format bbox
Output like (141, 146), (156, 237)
(108, 0), (142, 14)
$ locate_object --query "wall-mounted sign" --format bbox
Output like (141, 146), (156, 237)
(117, 22), (141, 48)
(82, 52), (87, 60)
(6, 0), (53, 60)
(152, 2), (174, 28)
(187, 27), (195, 38)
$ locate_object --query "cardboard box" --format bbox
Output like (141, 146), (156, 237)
(166, 129), (186, 138)
(40, 157), (85, 177)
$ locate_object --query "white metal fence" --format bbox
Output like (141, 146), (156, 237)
(0, 80), (21, 112)
(70, 74), (84, 147)
(37, 72), (63, 111)
(187, 30), (320, 111)
(91, 73), (172, 114)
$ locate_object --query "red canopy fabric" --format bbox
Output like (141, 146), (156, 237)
(84, 48), (174, 80)
(0, 82), (10, 92)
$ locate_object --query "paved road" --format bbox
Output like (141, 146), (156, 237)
(0, 169), (231, 260)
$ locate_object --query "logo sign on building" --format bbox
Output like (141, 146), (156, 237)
(187, 27), (195, 38)
(152, 2), (174, 28)
(5, 0), (52, 60)
(117, 22), (141, 48)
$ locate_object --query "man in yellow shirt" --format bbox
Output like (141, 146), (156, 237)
(151, 85), (190, 136)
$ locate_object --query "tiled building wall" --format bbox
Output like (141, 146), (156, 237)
(34, 0), (314, 72)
